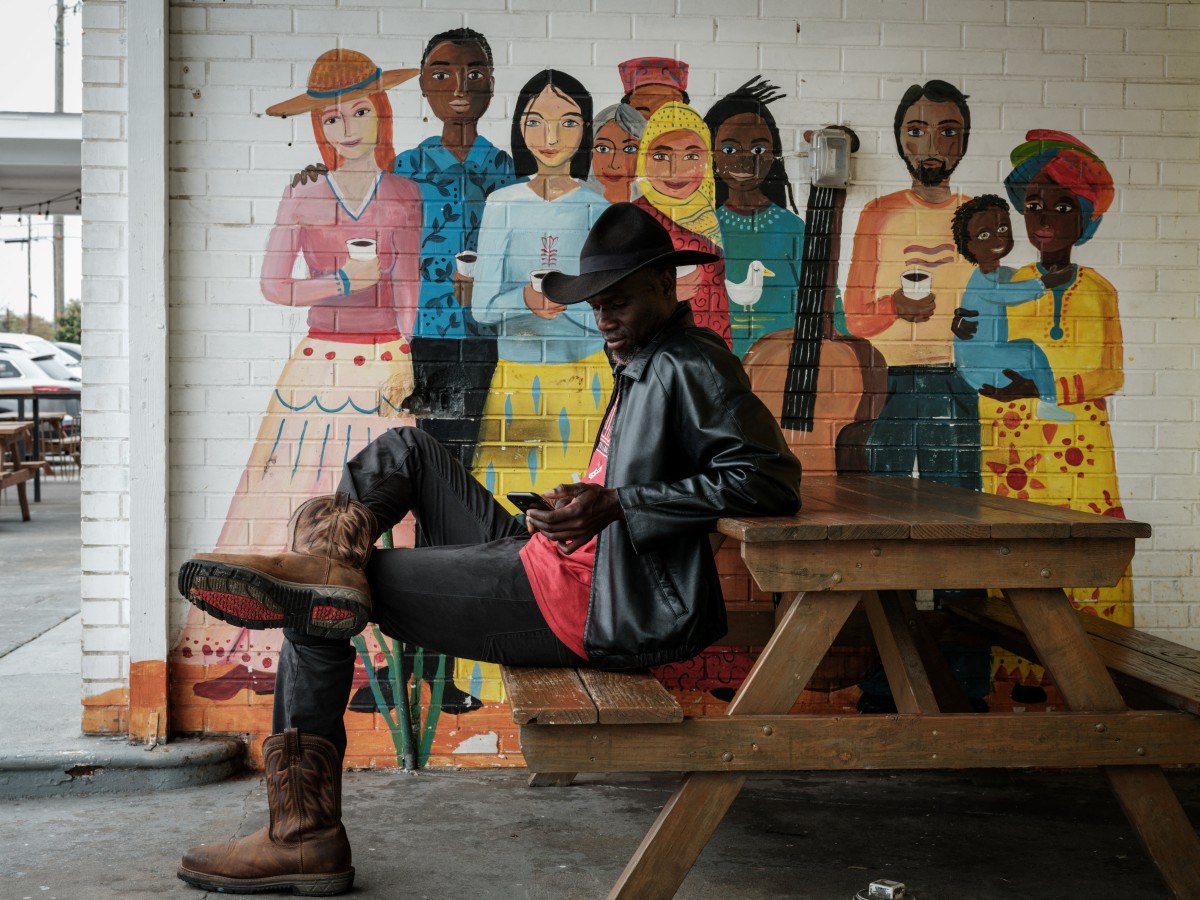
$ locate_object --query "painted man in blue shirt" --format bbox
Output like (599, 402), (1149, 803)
(393, 28), (517, 445)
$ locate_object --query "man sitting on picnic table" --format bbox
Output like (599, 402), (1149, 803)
(175, 202), (802, 896)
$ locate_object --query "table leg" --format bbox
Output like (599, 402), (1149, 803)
(863, 591), (972, 714)
(1007, 588), (1200, 898)
(606, 591), (861, 900)
(32, 397), (41, 502)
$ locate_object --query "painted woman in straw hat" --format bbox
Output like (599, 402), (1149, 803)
(175, 50), (423, 701)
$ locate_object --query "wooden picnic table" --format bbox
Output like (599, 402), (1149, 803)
(516, 474), (1200, 899)
(0, 420), (38, 521)
(0, 387), (81, 501)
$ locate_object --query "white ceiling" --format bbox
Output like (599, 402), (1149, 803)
(0, 111), (82, 216)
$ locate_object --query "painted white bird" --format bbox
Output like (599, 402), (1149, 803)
(726, 260), (775, 309)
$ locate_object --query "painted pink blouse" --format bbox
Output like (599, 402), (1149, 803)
(260, 171), (422, 338)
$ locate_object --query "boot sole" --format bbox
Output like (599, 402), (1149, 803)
(178, 559), (368, 640)
(177, 866), (354, 896)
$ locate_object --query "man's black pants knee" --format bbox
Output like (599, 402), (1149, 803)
(273, 427), (587, 756)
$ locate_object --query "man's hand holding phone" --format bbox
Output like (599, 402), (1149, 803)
(507, 491), (554, 513)
(517, 483), (624, 555)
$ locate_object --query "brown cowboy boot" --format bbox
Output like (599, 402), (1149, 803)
(178, 729), (354, 896)
(179, 492), (377, 639)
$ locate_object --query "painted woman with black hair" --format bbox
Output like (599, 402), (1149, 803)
(467, 69), (610, 699)
(704, 77), (805, 357)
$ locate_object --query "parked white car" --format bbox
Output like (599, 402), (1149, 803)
(0, 333), (80, 377)
(55, 341), (83, 377)
(0, 348), (82, 424)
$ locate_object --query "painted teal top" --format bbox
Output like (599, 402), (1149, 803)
(717, 203), (805, 358)
(393, 135), (518, 339)
(473, 181), (609, 364)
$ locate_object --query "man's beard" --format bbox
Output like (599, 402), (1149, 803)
(906, 157), (956, 187)
(608, 343), (640, 367)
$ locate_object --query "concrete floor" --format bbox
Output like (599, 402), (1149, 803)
(4, 764), (1199, 899)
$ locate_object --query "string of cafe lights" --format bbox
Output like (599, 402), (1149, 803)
(0, 188), (82, 220)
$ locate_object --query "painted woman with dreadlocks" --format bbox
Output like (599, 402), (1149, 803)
(704, 77), (805, 358)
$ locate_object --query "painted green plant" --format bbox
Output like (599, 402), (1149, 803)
(351, 627), (444, 769)
(348, 528), (444, 769)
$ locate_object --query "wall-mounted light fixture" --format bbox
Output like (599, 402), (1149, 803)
(809, 127), (853, 188)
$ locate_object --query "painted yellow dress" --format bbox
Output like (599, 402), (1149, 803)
(979, 263), (1130, 641)
(465, 180), (612, 699)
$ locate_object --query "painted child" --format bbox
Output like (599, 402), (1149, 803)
(950, 194), (1074, 423)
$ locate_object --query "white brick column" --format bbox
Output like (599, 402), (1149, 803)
(126, 0), (170, 744)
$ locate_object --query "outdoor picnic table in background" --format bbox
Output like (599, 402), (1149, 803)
(0, 387), (81, 501)
(0, 420), (38, 521)
(509, 475), (1200, 899)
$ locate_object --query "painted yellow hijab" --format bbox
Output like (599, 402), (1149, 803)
(637, 102), (723, 248)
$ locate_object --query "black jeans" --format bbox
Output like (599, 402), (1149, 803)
(272, 427), (588, 758)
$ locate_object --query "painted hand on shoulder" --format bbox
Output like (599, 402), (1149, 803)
(290, 163), (329, 188)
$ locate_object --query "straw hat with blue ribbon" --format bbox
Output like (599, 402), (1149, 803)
(266, 49), (418, 118)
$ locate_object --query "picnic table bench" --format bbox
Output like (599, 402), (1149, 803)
(501, 474), (1200, 900)
(946, 595), (1200, 717)
(0, 420), (44, 521)
(0, 387), (81, 500)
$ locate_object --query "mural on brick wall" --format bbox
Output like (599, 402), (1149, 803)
(173, 40), (1129, 761)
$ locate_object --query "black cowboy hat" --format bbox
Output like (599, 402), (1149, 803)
(541, 202), (719, 305)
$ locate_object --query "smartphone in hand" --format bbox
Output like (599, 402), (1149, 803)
(507, 491), (552, 513)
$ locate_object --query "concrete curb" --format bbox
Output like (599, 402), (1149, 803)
(0, 736), (245, 800)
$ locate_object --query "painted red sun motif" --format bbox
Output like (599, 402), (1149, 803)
(985, 444), (1046, 500)
(1051, 430), (1097, 477)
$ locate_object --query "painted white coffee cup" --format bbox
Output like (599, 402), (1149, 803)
(675, 264), (697, 279)
(346, 238), (377, 261)
(455, 250), (477, 278)
(529, 268), (557, 293)
(900, 267), (932, 300)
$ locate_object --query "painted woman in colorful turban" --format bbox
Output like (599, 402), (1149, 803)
(974, 130), (1131, 621)
(634, 102), (731, 346)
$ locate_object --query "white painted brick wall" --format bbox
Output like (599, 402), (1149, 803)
(80, 0), (130, 705)
(81, 0), (1200, 714)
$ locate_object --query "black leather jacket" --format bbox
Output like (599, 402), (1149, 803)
(585, 305), (802, 668)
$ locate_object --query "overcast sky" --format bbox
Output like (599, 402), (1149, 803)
(0, 1), (82, 329)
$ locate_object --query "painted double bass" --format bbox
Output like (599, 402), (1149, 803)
(742, 127), (886, 473)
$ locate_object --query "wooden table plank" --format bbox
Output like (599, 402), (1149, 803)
(519, 711), (1200, 772)
(741, 536), (1134, 594)
(800, 478), (973, 540)
(577, 669), (682, 725)
(830, 475), (1069, 540)
(717, 515), (829, 543)
(500, 666), (597, 725)
(872, 474), (1152, 539)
